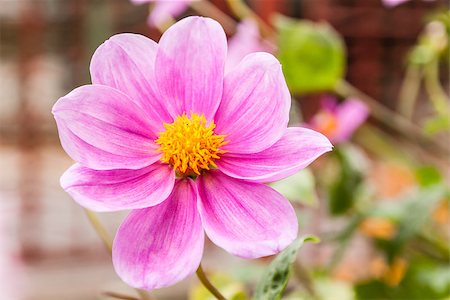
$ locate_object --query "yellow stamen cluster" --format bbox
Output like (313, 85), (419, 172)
(155, 113), (227, 176)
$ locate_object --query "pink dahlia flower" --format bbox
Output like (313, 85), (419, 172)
(53, 16), (332, 290)
(130, 0), (195, 27)
(309, 97), (369, 144)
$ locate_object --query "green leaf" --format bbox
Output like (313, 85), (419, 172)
(253, 235), (320, 300)
(275, 16), (346, 94)
(328, 147), (364, 215)
(415, 165), (442, 187)
(270, 169), (318, 206)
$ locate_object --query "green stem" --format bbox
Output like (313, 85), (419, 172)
(335, 80), (449, 157)
(423, 59), (450, 117)
(398, 64), (422, 120)
(84, 208), (112, 253)
(196, 264), (227, 300)
(83, 209), (154, 300)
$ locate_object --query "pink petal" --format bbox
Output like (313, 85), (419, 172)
(215, 52), (291, 154)
(52, 85), (159, 170)
(333, 99), (369, 143)
(197, 170), (298, 258)
(90, 33), (172, 139)
(113, 179), (204, 290)
(148, 1), (190, 27)
(155, 16), (227, 121)
(60, 163), (175, 212)
(217, 127), (332, 182)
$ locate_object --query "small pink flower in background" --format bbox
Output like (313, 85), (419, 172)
(382, 0), (435, 7)
(226, 19), (273, 73)
(131, 0), (195, 27)
(309, 97), (369, 144)
(53, 16), (332, 290)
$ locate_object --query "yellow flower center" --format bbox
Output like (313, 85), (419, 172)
(155, 113), (227, 176)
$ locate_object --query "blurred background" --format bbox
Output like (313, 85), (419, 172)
(0, 0), (449, 299)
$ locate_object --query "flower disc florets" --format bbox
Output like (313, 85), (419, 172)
(155, 113), (227, 176)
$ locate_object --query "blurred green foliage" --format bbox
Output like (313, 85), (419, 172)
(283, 277), (354, 300)
(275, 16), (345, 94)
(355, 260), (450, 300)
(374, 185), (447, 260)
(266, 10), (449, 300)
(328, 147), (364, 215)
(271, 169), (318, 207)
(254, 7), (449, 300)
(415, 165), (443, 187)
